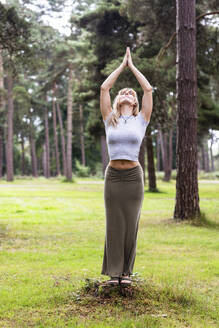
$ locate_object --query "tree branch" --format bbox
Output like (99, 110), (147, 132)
(156, 11), (219, 62)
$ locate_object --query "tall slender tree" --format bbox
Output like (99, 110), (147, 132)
(66, 62), (73, 181)
(55, 85), (67, 176)
(29, 112), (38, 177)
(5, 72), (14, 181)
(146, 126), (157, 191)
(0, 48), (6, 178)
(52, 84), (60, 175)
(79, 104), (86, 166)
(44, 102), (50, 178)
(174, 0), (200, 220)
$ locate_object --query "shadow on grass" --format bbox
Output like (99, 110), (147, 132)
(144, 189), (168, 195)
(61, 177), (75, 183)
(189, 211), (219, 230)
(161, 211), (219, 231)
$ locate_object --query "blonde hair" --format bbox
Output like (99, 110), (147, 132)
(108, 88), (139, 127)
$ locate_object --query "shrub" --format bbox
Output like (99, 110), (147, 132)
(75, 159), (90, 177)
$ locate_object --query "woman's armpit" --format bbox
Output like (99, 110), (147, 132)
(138, 111), (150, 126)
(103, 110), (114, 124)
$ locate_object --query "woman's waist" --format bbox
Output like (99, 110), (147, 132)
(109, 159), (140, 170)
(105, 162), (143, 182)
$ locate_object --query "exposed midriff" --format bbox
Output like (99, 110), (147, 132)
(109, 159), (140, 170)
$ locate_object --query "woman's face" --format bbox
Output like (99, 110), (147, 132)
(119, 89), (136, 107)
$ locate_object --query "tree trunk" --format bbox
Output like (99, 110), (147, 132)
(56, 99), (67, 176)
(0, 48), (5, 178)
(44, 105), (50, 178)
(158, 129), (163, 171)
(3, 124), (7, 176)
(210, 136), (214, 172)
(159, 128), (173, 181)
(51, 148), (56, 176)
(6, 73), (14, 181)
(163, 132), (170, 181)
(52, 85), (60, 176)
(201, 141), (205, 170)
(21, 135), (25, 175)
(204, 137), (210, 172)
(174, 0), (200, 220)
(167, 128), (173, 179)
(145, 126), (157, 191)
(42, 143), (47, 177)
(66, 63), (73, 181)
(0, 127), (3, 178)
(159, 129), (167, 180)
(79, 104), (86, 166)
(29, 115), (38, 177)
(156, 131), (160, 171)
(197, 146), (202, 171)
(101, 135), (109, 176)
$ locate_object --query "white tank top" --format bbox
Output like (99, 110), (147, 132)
(103, 110), (150, 161)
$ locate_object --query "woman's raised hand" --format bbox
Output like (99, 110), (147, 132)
(127, 47), (134, 68)
(121, 48), (128, 68)
(121, 47), (134, 69)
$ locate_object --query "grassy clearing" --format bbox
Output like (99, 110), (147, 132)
(0, 176), (219, 327)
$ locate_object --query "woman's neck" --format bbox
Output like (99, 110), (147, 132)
(120, 104), (133, 116)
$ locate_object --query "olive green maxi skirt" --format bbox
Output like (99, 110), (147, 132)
(101, 164), (144, 278)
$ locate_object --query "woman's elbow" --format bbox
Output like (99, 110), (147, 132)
(143, 87), (153, 93)
(101, 84), (111, 91)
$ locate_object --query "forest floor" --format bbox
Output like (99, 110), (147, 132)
(0, 177), (218, 327)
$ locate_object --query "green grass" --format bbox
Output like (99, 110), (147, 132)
(0, 176), (219, 327)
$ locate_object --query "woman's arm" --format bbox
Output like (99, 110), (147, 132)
(100, 49), (128, 121)
(127, 47), (153, 122)
(127, 47), (152, 92)
(129, 65), (153, 92)
(101, 64), (126, 91)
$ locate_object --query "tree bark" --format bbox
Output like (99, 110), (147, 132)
(167, 128), (173, 179)
(56, 99), (67, 177)
(159, 129), (167, 179)
(210, 136), (214, 172)
(145, 126), (157, 191)
(66, 63), (73, 181)
(79, 104), (86, 166)
(163, 132), (169, 181)
(0, 48), (4, 178)
(201, 141), (205, 170)
(21, 135), (25, 175)
(42, 143), (47, 177)
(44, 104), (50, 178)
(51, 148), (55, 176)
(159, 129), (164, 170)
(174, 0), (200, 220)
(156, 131), (160, 171)
(6, 73), (14, 181)
(159, 128), (173, 181)
(0, 127), (3, 178)
(204, 137), (210, 172)
(197, 146), (201, 171)
(29, 115), (38, 177)
(52, 85), (60, 175)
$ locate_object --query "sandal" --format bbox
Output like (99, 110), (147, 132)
(103, 277), (120, 286)
(120, 276), (132, 286)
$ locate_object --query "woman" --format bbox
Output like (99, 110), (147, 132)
(100, 47), (153, 286)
